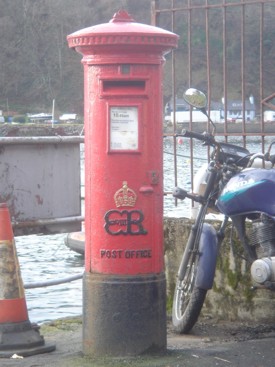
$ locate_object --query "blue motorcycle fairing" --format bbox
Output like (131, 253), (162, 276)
(217, 168), (275, 217)
(195, 223), (218, 290)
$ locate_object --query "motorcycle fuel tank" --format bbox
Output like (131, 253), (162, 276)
(217, 168), (275, 216)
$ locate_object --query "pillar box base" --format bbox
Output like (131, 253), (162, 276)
(82, 272), (167, 356)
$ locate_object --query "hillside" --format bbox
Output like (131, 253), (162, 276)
(0, 0), (274, 116)
(0, 0), (151, 116)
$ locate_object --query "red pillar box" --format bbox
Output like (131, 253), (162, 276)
(68, 10), (178, 356)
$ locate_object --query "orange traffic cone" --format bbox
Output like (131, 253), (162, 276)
(0, 203), (55, 357)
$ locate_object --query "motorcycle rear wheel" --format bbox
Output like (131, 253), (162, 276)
(172, 256), (207, 334)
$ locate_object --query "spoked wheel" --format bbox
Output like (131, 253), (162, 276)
(172, 251), (207, 334)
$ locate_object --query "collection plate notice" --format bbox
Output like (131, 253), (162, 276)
(110, 106), (138, 150)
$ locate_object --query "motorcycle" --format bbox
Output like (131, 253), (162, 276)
(172, 88), (275, 334)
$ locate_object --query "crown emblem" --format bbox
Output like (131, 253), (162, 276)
(114, 181), (137, 207)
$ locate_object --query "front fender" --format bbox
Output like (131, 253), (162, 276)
(195, 223), (218, 290)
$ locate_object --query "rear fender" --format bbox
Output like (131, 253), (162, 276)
(195, 223), (218, 290)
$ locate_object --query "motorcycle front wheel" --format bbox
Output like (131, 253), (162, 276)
(172, 253), (207, 334)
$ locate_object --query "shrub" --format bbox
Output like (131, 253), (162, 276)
(12, 115), (28, 123)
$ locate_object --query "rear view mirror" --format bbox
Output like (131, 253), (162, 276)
(183, 88), (207, 110)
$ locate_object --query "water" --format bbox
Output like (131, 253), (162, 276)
(16, 136), (274, 324)
(17, 234), (84, 324)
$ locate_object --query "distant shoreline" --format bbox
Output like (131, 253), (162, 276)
(164, 121), (275, 135)
(1, 121), (274, 138)
(0, 123), (84, 137)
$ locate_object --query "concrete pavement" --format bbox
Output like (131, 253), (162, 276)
(1, 316), (274, 367)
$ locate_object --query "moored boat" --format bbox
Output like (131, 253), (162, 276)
(64, 231), (85, 255)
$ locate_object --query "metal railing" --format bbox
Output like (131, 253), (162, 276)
(24, 273), (83, 289)
(152, 0), (275, 195)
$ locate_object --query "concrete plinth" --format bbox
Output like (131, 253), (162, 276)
(82, 272), (167, 356)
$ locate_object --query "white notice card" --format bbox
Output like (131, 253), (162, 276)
(110, 106), (138, 151)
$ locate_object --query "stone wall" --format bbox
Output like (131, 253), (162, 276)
(164, 217), (275, 322)
(0, 123), (83, 137)
(164, 121), (275, 134)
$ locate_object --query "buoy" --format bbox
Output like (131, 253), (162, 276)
(0, 203), (56, 357)
(177, 137), (183, 145)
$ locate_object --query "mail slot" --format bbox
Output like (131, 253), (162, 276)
(102, 79), (146, 92)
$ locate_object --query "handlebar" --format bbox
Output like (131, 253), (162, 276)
(173, 186), (204, 203)
(178, 129), (216, 146)
(178, 131), (275, 168)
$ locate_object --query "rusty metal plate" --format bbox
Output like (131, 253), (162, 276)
(0, 137), (83, 235)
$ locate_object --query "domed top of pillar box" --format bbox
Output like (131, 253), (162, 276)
(67, 9), (178, 63)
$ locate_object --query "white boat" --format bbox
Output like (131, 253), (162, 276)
(64, 231), (85, 255)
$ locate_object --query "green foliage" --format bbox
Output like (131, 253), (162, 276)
(0, 0), (151, 114)
(166, 293), (173, 315)
(213, 234), (255, 308)
(0, 1), (274, 112)
(12, 115), (29, 123)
